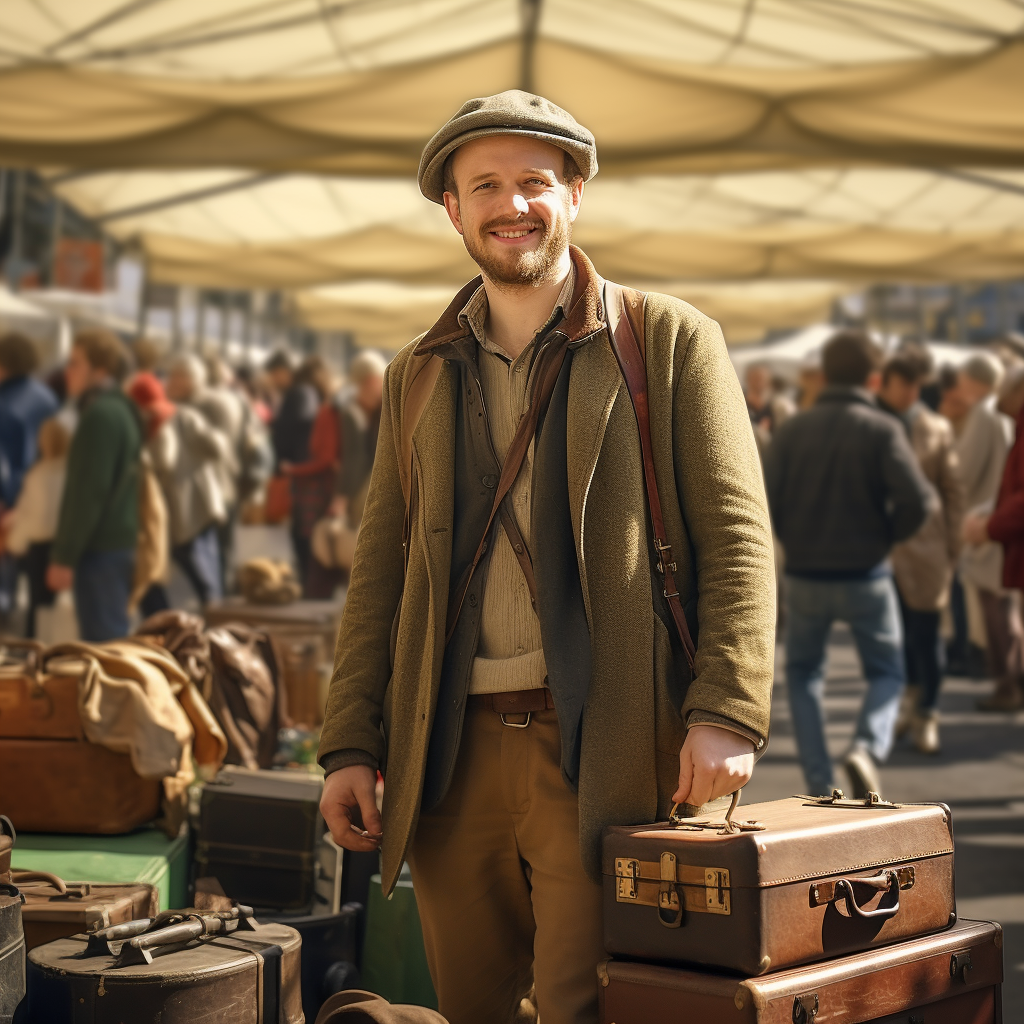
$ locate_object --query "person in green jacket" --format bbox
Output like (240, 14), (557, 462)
(47, 329), (141, 641)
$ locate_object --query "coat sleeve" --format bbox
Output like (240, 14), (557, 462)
(882, 423), (935, 544)
(672, 316), (776, 746)
(318, 361), (407, 772)
(937, 428), (966, 560)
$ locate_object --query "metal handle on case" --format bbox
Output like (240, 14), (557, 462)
(834, 870), (902, 921)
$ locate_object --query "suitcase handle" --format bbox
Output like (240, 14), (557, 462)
(833, 870), (902, 921)
(10, 870), (69, 895)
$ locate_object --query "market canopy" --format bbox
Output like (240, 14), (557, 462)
(1, 1), (1022, 174)
(48, 166), (1024, 289)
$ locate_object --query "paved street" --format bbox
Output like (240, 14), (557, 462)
(743, 625), (1024, 1018)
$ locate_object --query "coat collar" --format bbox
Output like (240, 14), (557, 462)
(817, 385), (877, 409)
(413, 244), (605, 355)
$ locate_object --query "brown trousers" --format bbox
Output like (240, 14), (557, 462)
(408, 706), (605, 1024)
(978, 588), (1024, 694)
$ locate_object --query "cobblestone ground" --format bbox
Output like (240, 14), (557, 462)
(744, 625), (1024, 1019)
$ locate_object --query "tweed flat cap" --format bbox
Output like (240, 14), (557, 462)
(417, 89), (597, 204)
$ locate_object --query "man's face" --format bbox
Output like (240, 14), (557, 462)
(879, 374), (919, 413)
(954, 371), (992, 413)
(166, 369), (195, 403)
(443, 135), (583, 287)
(358, 373), (384, 412)
(268, 367), (292, 393)
(745, 366), (771, 405)
(64, 345), (95, 398)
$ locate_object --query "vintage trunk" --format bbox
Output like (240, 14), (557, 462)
(195, 766), (324, 911)
(0, 886), (26, 1024)
(0, 645), (161, 834)
(599, 918), (1002, 1023)
(603, 794), (955, 975)
(13, 872), (158, 950)
(25, 917), (304, 1023)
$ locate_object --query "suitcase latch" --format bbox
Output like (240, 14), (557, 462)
(658, 852), (683, 928)
(704, 867), (731, 915)
(950, 950), (973, 984)
(614, 858), (640, 901)
(792, 993), (818, 1023)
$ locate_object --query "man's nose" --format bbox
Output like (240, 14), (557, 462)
(512, 193), (529, 215)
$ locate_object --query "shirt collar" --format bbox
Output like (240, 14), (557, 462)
(459, 266), (576, 358)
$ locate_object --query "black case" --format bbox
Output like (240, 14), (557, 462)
(195, 766), (324, 911)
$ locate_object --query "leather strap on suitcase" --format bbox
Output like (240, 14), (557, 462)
(315, 989), (447, 1024)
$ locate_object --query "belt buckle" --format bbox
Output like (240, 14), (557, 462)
(499, 711), (531, 729)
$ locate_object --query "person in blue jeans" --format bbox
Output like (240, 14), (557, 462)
(48, 330), (140, 642)
(764, 331), (934, 798)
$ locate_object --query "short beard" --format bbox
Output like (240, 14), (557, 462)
(461, 202), (571, 288)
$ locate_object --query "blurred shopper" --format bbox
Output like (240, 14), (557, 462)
(1, 418), (70, 637)
(877, 350), (965, 753)
(745, 362), (795, 455)
(0, 333), (58, 626)
(944, 354), (1015, 687)
(797, 353), (826, 411)
(48, 330), (140, 642)
(765, 331), (933, 798)
(319, 92), (775, 1024)
(135, 358), (232, 608)
(281, 355), (341, 598)
(961, 366), (1024, 711)
(267, 349), (318, 467)
(333, 350), (387, 526)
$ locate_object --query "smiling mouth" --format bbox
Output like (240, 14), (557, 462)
(489, 224), (542, 239)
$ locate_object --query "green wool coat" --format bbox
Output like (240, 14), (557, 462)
(319, 253), (776, 894)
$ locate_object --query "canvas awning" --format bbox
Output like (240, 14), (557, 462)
(48, 166), (1024, 289)
(0, 2), (1021, 174)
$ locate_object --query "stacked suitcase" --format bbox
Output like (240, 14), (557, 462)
(600, 790), (1003, 1022)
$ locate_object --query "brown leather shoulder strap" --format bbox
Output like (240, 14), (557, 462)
(605, 281), (696, 673)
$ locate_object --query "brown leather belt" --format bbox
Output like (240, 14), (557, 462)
(468, 687), (555, 727)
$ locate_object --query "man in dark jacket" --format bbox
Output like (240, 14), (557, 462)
(765, 331), (933, 797)
(48, 330), (141, 642)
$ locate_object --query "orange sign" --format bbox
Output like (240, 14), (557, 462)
(53, 239), (105, 292)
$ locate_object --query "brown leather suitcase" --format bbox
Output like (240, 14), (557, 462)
(25, 907), (303, 1023)
(0, 642), (162, 834)
(12, 870), (157, 950)
(598, 918), (1002, 1023)
(603, 793), (955, 975)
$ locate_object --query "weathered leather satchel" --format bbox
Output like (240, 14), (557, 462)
(603, 792), (955, 976)
(12, 869), (157, 951)
(25, 904), (302, 1024)
(598, 918), (1002, 1023)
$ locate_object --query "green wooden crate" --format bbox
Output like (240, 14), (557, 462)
(362, 871), (437, 1009)
(10, 828), (189, 910)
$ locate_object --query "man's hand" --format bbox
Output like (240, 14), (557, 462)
(962, 513), (990, 546)
(46, 564), (73, 592)
(320, 765), (383, 852)
(673, 725), (755, 807)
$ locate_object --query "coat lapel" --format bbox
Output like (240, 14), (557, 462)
(566, 329), (624, 627)
(411, 359), (457, 630)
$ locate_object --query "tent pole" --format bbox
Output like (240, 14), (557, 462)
(6, 169), (25, 291)
(136, 263), (149, 343)
(171, 287), (182, 351)
(520, 0), (541, 92)
(49, 195), (64, 286)
(197, 290), (207, 352)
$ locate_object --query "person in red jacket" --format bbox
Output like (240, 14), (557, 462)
(962, 366), (1024, 710)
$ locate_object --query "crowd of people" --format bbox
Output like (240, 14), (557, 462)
(752, 331), (1024, 799)
(0, 328), (386, 643)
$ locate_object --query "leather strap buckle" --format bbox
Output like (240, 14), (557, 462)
(500, 712), (531, 729)
(654, 538), (676, 574)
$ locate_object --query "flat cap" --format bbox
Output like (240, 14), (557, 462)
(418, 89), (597, 204)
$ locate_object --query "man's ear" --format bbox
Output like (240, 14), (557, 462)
(567, 177), (584, 224)
(443, 191), (464, 236)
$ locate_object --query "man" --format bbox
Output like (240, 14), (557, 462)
(877, 350), (964, 753)
(318, 92), (775, 1024)
(333, 350), (387, 527)
(962, 365), (1024, 710)
(48, 329), (141, 642)
(745, 362), (794, 455)
(0, 333), (58, 626)
(943, 354), (1017, 707)
(765, 332), (933, 798)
